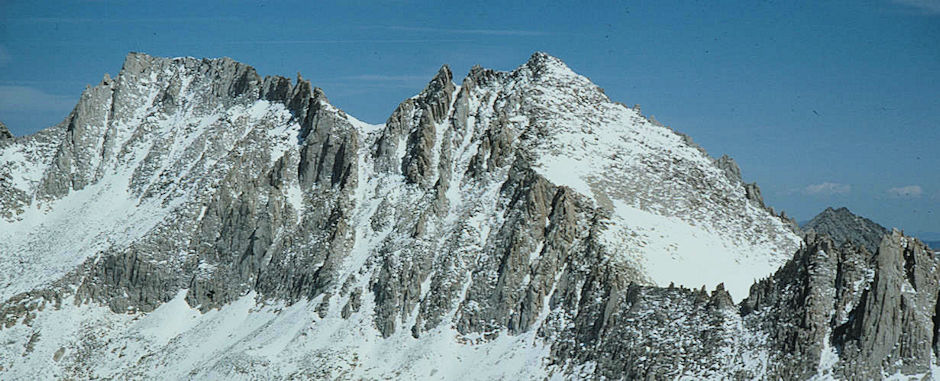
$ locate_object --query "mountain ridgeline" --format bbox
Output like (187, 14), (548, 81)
(0, 53), (936, 379)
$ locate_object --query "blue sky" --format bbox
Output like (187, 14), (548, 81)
(1, 0), (938, 236)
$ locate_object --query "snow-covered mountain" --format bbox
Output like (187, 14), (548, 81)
(1, 53), (936, 379)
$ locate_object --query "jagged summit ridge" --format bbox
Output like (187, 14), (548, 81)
(1, 52), (812, 379)
(369, 50), (801, 297)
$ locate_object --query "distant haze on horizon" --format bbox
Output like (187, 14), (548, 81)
(1, 0), (938, 236)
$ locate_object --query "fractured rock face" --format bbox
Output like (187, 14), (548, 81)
(740, 230), (940, 379)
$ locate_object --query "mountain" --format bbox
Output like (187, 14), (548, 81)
(802, 207), (888, 253)
(0, 121), (13, 142)
(0, 52), (934, 379)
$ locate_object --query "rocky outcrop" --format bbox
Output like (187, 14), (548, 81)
(715, 154), (800, 232)
(297, 92), (359, 191)
(548, 282), (745, 379)
(803, 206), (888, 253)
(374, 65), (456, 189)
(0, 121), (12, 142)
(741, 233), (844, 379)
(537, 228), (940, 380)
(742, 230), (940, 379)
(454, 161), (590, 335)
(832, 231), (940, 378)
(716, 154), (743, 183)
(716, 155), (766, 208)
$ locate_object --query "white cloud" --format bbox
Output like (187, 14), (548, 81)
(0, 86), (76, 113)
(887, 185), (923, 198)
(803, 182), (851, 195)
(893, 0), (940, 14)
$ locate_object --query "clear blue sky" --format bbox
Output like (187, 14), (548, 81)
(1, 1), (938, 237)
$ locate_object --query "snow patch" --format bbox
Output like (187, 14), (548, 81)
(600, 200), (792, 300)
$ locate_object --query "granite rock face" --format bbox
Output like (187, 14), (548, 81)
(743, 230), (940, 379)
(0, 53), (929, 379)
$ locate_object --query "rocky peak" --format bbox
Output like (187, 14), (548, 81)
(417, 64), (456, 123)
(523, 51), (578, 79)
(0, 121), (12, 142)
(425, 65), (453, 92)
(372, 63), (457, 185)
(803, 207), (888, 253)
(31, 52), (280, 200)
(715, 154), (743, 183)
(119, 51), (156, 74)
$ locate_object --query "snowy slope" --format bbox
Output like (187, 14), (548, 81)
(0, 289), (553, 380)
